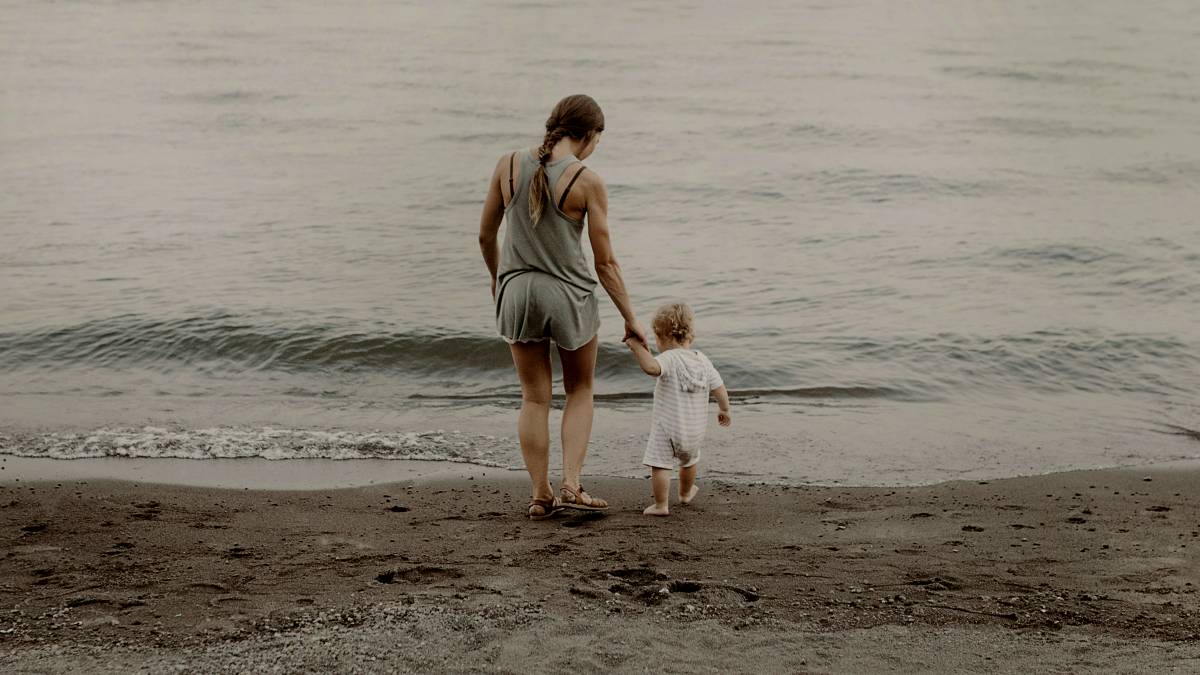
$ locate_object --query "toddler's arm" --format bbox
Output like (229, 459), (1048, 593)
(712, 385), (732, 427)
(624, 338), (662, 377)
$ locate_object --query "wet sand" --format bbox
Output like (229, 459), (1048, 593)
(1, 466), (1198, 673)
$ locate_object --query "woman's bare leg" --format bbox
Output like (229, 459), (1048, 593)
(510, 341), (554, 508)
(558, 336), (604, 505)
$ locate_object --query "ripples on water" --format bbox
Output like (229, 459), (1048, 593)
(1, 1), (1198, 478)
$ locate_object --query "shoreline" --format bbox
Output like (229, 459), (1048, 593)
(3, 453), (1200, 492)
(2, 466), (1198, 672)
(0, 455), (498, 491)
(5, 400), (1199, 489)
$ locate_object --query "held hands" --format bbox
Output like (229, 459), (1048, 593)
(623, 323), (662, 377)
(718, 409), (732, 427)
(623, 320), (649, 350)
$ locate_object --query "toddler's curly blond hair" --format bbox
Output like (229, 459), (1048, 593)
(651, 302), (695, 344)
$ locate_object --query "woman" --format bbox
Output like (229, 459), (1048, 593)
(478, 94), (648, 519)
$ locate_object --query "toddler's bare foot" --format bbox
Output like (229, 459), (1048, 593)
(643, 503), (670, 517)
(680, 484), (700, 505)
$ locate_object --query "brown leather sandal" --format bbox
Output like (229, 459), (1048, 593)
(527, 497), (562, 521)
(559, 484), (609, 511)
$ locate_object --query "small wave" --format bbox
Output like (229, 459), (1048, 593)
(174, 90), (291, 104)
(4, 316), (1196, 401)
(166, 55), (241, 67)
(0, 314), (727, 381)
(0, 427), (511, 465)
(1098, 160), (1200, 186)
(409, 385), (905, 403)
(733, 385), (904, 400)
(1035, 59), (1152, 75)
(970, 116), (1136, 138)
(978, 243), (1199, 301)
(992, 243), (1120, 266)
(727, 121), (874, 146)
(432, 132), (528, 144)
(431, 107), (523, 122)
(0, 315), (530, 375)
(801, 169), (998, 202)
(941, 65), (1096, 85)
(1156, 423), (1200, 442)
(826, 331), (1200, 396)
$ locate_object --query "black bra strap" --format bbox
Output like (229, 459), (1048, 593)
(557, 165), (587, 211)
(507, 152), (516, 202)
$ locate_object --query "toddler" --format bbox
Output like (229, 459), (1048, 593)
(625, 302), (731, 516)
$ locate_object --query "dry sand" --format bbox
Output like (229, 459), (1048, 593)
(1, 466), (1198, 673)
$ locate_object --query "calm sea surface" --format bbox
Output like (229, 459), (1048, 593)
(2, 1), (1198, 484)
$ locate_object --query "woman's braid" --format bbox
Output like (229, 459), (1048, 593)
(529, 125), (567, 225)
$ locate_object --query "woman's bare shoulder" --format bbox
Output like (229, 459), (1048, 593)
(489, 149), (524, 183)
(577, 166), (606, 192)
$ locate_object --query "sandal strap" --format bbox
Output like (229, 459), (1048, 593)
(563, 485), (605, 507)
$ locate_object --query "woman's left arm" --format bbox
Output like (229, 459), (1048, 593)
(478, 154), (507, 299)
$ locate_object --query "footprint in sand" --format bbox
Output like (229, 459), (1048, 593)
(226, 545), (252, 558)
(908, 575), (962, 591)
(375, 565), (463, 585)
(103, 542), (135, 556)
(561, 511), (606, 528)
(605, 567), (668, 585)
(599, 568), (755, 605)
(130, 508), (160, 521)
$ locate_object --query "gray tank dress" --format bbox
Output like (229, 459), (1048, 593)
(495, 149), (600, 351)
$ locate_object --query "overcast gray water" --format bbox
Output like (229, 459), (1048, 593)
(2, 1), (1199, 484)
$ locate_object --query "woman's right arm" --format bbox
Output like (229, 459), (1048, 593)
(478, 154), (507, 300)
(583, 173), (647, 346)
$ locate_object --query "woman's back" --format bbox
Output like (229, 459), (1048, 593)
(497, 149), (596, 296)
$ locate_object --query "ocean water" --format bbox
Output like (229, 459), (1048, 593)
(2, 0), (1199, 485)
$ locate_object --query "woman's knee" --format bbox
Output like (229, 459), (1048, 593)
(521, 387), (553, 408)
(563, 379), (593, 399)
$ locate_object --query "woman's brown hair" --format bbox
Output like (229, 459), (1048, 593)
(528, 94), (605, 225)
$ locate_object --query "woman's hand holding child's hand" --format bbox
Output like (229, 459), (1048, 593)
(624, 329), (662, 377)
(623, 320), (649, 349)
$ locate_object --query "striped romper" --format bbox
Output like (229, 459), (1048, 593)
(642, 348), (724, 469)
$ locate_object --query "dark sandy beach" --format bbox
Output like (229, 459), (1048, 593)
(2, 466), (1198, 673)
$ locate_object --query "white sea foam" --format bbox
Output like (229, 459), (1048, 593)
(0, 426), (511, 467)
